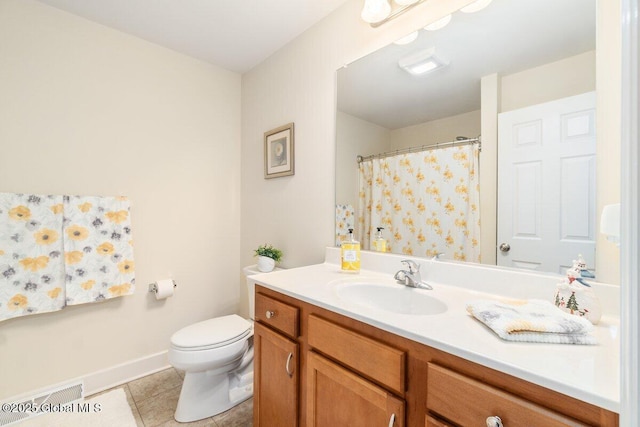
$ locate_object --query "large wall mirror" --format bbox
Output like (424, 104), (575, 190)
(335, 0), (607, 277)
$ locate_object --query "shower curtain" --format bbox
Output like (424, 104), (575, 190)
(357, 144), (481, 262)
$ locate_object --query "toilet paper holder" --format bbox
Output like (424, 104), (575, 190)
(148, 280), (177, 293)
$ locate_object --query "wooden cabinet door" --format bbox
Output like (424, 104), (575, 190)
(307, 351), (404, 427)
(254, 321), (299, 427)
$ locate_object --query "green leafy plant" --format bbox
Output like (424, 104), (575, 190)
(254, 244), (283, 263)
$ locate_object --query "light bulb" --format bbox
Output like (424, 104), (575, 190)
(361, 0), (392, 23)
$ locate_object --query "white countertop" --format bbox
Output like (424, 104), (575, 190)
(250, 250), (620, 413)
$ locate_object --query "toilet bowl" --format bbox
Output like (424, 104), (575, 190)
(169, 314), (253, 422)
(168, 265), (271, 423)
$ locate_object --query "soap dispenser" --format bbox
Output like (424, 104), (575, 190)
(372, 227), (387, 253)
(341, 228), (361, 273)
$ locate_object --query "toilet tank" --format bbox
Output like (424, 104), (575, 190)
(242, 266), (259, 320)
(242, 265), (283, 320)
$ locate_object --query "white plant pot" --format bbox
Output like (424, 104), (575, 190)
(257, 256), (276, 272)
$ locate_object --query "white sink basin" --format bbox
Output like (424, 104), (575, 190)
(334, 281), (447, 316)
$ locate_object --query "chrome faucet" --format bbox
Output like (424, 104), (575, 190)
(394, 259), (432, 290)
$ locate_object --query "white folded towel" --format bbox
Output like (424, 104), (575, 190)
(466, 299), (596, 345)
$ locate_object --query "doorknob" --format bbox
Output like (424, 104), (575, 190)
(499, 243), (511, 253)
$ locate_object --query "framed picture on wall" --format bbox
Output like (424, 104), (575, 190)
(264, 122), (294, 179)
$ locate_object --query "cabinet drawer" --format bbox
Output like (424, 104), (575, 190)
(307, 315), (406, 395)
(255, 293), (299, 339)
(425, 415), (451, 427)
(427, 363), (588, 427)
(307, 351), (404, 427)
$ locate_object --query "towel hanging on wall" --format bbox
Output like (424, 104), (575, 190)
(0, 193), (135, 322)
(0, 193), (67, 319)
(63, 195), (135, 305)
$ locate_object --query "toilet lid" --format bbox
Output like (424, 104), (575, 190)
(171, 314), (252, 351)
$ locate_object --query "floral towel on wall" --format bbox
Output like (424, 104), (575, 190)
(0, 193), (66, 320)
(0, 193), (135, 321)
(63, 196), (135, 305)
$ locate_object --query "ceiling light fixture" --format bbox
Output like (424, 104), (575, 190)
(361, 0), (427, 27)
(398, 47), (449, 76)
(424, 14), (452, 31)
(460, 0), (493, 13)
(361, 0), (392, 24)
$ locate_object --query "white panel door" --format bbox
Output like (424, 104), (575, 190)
(497, 92), (596, 274)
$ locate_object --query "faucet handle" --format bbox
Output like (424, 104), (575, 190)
(400, 259), (420, 274)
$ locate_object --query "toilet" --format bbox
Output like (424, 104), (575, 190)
(168, 265), (265, 423)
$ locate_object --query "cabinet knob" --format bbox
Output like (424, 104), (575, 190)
(486, 416), (503, 427)
(388, 413), (396, 427)
(265, 310), (276, 319)
(285, 352), (294, 377)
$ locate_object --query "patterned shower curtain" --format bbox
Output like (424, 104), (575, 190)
(357, 144), (481, 262)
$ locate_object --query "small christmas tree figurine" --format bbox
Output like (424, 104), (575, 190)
(566, 291), (579, 314)
(553, 254), (602, 324)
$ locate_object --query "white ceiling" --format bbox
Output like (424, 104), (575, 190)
(35, 0), (350, 73)
(33, 0), (596, 130)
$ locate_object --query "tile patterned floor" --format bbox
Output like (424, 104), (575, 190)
(92, 368), (252, 427)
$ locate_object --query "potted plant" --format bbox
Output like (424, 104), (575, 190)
(254, 244), (283, 272)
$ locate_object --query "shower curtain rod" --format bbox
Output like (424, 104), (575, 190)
(356, 136), (481, 163)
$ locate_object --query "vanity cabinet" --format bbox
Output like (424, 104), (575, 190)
(253, 285), (619, 427)
(253, 293), (300, 427)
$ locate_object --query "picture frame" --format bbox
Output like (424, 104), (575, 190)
(264, 122), (294, 179)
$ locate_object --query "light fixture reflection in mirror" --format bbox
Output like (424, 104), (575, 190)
(336, 0), (601, 277)
(398, 48), (448, 75)
(394, 31), (419, 45)
(424, 14), (452, 31)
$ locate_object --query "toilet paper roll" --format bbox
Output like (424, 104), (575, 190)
(154, 279), (175, 300)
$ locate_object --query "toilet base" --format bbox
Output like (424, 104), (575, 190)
(174, 360), (254, 423)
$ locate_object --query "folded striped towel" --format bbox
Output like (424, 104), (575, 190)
(466, 299), (596, 345)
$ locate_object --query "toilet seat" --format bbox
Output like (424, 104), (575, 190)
(171, 314), (252, 351)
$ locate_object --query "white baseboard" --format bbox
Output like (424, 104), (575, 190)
(84, 350), (171, 396)
(2, 351), (172, 405)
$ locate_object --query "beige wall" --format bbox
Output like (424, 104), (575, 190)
(501, 51), (596, 112)
(389, 110), (481, 150)
(595, 0), (621, 284)
(0, 0), (241, 398)
(335, 111), (390, 209)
